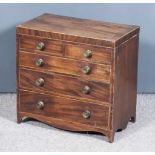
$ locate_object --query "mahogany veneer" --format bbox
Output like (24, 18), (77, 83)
(16, 13), (140, 142)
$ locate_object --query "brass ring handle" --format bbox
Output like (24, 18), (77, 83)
(35, 78), (44, 87)
(82, 65), (91, 74)
(82, 110), (91, 119)
(35, 58), (44, 67)
(36, 42), (45, 51)
(81, 86), (91, 94)
(83, 50), (92, 58)
(36, 101), (45, 110)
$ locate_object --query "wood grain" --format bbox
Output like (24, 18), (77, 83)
(112, 35), (139, 134)
(19, 90), (110, 128)
(19, 111), (110, 138)
(19, 51), (111, 83)
(16, 13), (140, 47)
(19, 68), (111, 103)
(65, 44), (112, 64)
(19, 35), (63, 56)
(16, 13), (140, 142)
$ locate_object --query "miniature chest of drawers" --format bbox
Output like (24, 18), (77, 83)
(16, 13), (140, 142)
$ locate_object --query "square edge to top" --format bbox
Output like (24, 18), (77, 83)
(16, 13), (140, 48)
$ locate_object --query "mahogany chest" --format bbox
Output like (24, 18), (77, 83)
(16, 13), (140, 142)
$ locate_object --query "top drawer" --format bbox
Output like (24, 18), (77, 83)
(19, 36), (63, 56)
(65, 44), (113, 64)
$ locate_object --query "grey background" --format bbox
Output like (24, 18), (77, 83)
(0, 3), (154, 93)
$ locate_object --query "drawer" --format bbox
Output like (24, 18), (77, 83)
(19, 36), (63, 56)
(19, 52), (111, 83)
(19, 90), (109, 128)
(19, 69), (111, 103)
(65, 44), (112, 64)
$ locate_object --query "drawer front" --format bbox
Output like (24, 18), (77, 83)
(19, 69), (111, 103)
(19, 36), (63, 56)
(19, 90), (109, 128)
(19, 52), (111, 83)
(65, 44), (112, 64)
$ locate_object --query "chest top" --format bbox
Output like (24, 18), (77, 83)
(16, 13), (139, 47)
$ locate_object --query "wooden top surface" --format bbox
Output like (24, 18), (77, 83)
(16, 13), (140, 47)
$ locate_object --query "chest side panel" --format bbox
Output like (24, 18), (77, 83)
(112, 34), (139, 132)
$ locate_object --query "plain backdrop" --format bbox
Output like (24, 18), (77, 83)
(0, 3), (154, 93)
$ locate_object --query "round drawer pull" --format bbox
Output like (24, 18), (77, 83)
(82, 110), (91, 119)
(83, 50), (92, 58)
(35, 78), (44, 87)
(82, 65), (91, 74)
(36, 101), (45, 110)
(81, 85), (91, 94)
(36, 42), (45, 51)
(35, 58), (44, 67)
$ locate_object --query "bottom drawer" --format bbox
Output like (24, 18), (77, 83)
(19, 90), (109, 128)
